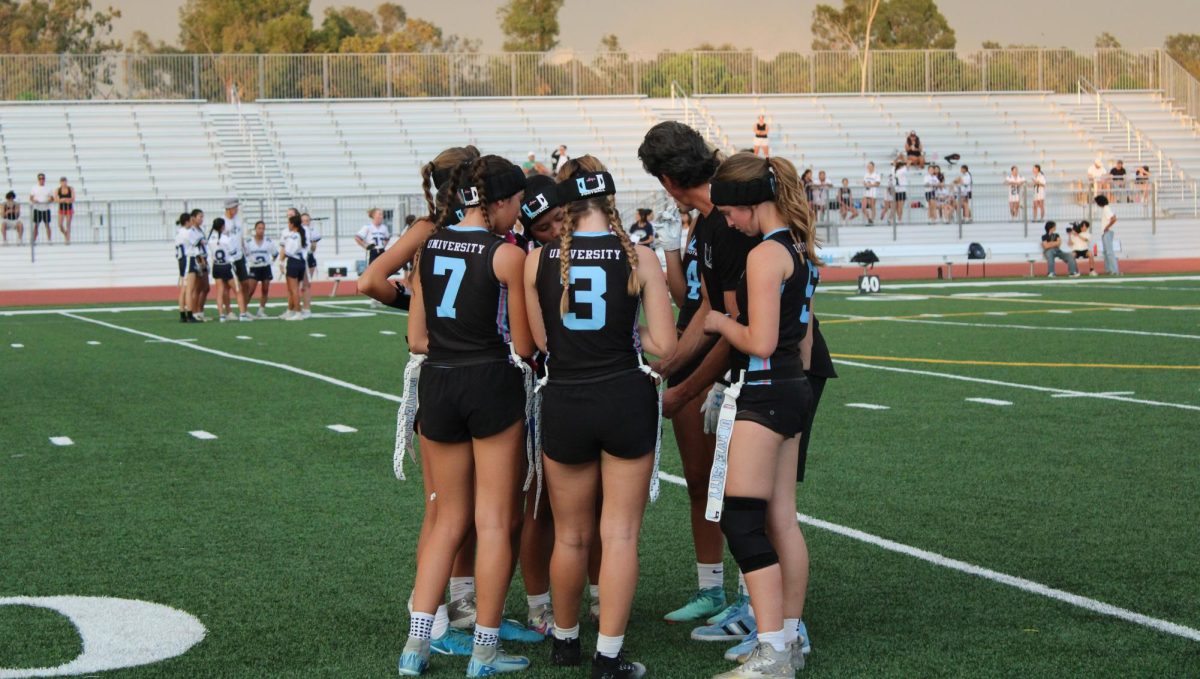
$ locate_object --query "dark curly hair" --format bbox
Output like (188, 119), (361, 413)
(638, 121), (719, 189)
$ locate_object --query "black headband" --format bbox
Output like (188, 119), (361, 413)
(519, 181), (561, 228)
(431, 167), (453, 189)
(710, 171), (777, 207)
(556, 171), (617, 204)
(456, 166), (527, 207)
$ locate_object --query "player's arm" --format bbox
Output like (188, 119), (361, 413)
(663, 247), (686, 307)
(407, 267), (429, 355)
(358, 219), (436, 302)
(523, 247), (548, 354)
(705, 245), (782, 358)
(635, 245), (677, 359)
(495, 243), (533, 360)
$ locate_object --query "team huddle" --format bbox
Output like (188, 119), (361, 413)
(357, 122), (833, 679)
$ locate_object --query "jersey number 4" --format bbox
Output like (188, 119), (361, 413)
(685, 260), (701, 301)
(564, 266), (607, 331)
(433, 256), (466, 318)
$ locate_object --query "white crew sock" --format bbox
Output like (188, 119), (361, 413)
(589, 584), (600, 601)
(449, 577), (475, 602)
(408, 612), (435, 641)
(698, 562), (724, 590)
(758, 628), (788, 653)
(431, 605), (449, 639)
(783, 617), (799, 645)
(473, 624), (499, 648)
(595, 633), (624, 658)
(527, 592), (551, 609)
(553, 623), (579, 641)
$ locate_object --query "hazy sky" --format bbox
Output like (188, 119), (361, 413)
(113, 0), (1192, 53)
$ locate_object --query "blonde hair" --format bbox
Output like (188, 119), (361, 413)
(712, 152), (821, 267)
(420, 145), (481, 222)
(554, 155), (639, 316)
(367, 207), (381, 219)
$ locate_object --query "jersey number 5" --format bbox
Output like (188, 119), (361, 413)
(433, 256), (466, 318)
(563, 266), (607, 331)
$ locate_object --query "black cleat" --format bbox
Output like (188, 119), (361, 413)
(591, 651), (646, 679)
(550, 636), (581, 666)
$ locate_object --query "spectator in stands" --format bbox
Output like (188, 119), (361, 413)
(935, 169), (954, 223)
(957, 165), (973, 223)
(837, 178), (858, 223)
(1087, 158), (1108, 198)
(1031, 164), (1047, 222)
(29, 173), (54, 243)
(1109, 159), (1127, 202)
(1135, 165), (1151, 204)
(753, 114), (769, 156)
(630, 208), (656, 246)
(923, 165), (939, 223)
(1004, 166), (1025, 221)
(880, 165), (897, 224)
(813, 170), (832, 223)
(1041, 221), (1079, 277)
(1067, 221), (1097, 276)
(862, 162), (881, 225)
(2, 191), (22, 244)
(892, 161), (907, 223)
(551, 144), (569, 174)
(522, 151), (550, 177)
(800, 169), (814, 206)
(1095, 194), (1119, 275)
(55, 177), (74, 244)
(905, 131), (924, 168)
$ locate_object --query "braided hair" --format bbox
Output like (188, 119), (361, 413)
(554, 155), (639, 315)
(420, 145), (480, 223)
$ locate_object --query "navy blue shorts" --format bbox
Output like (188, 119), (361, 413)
(306, 253), (317, 269)
(212, 263), (233, 281)
(232, 258), (250, 282)
(177, 258), (186, 277)
(250, 266), (273, 282)
(285, 257), (306, 279)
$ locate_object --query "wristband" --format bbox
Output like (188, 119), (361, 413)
(384, 281), (409, 310)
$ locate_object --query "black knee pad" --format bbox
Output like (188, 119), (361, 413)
(719, 496), (778, 573)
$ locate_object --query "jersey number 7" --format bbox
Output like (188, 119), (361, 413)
(433, 256), (466, 318)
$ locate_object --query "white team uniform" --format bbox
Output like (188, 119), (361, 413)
(923, 173), (938, 198)
(208, 232), (232, 267)
(1033, 173), (1047, 201)
(225, 215), (245, 263)
(959, 173), (973, 198)
(863, 172), (881, 199)
(246, 237), (276, 269)
(357, 223), (390, 251)
(281, 231), (305, 259)
(1005, 175), (1025, 203)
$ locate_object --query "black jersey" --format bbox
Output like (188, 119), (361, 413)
(419, 226), (511, 364)
(676, 224), (703, 331)
(731, 228), (816, 382)
(536, 232), (642, 381)
(697, 208), (757, 315)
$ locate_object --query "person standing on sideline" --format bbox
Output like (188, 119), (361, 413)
(355, 208), (391, 265)
(630, 208), (656, 246)
(222, 198), (252, 321)
(1095, 195), (1119, 275)
(244, 220), (276, 317)
(2, 191), (23, 244)
(29, 173), (54, 243)
(300, 212), (320, 318)
(861, 162), (880, 225)
(174, 212), (191, 322)
(55, 177), (74, 244)
(957, 165), (973, 223)
(1040, 222), (1078, 278)
(752, 115), (769, 157)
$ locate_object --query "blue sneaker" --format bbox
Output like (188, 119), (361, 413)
(500, 618), (545, 643)
(724, 630), (757, 661)
(706, 593), (749, 625)
(797, 620), (812, 655)
(466, 647), (530, 676)
(431, 628), (473, 656)
(664, 586), (727, 623)
(690, 597), (755, 642)
(398, 638), (430, 676)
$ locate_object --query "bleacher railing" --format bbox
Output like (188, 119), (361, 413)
(1160, 52), (1200, 126)
(0, 48), (1169, 103)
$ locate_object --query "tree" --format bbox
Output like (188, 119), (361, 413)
(1164, 33), (1200, 78)
(0, 0), (122, 53)
(599, 33), (621, 52)
(1095, 32), (1121, 49)
(811, 0), (955, 51)
(178, 0), (315, 53)
(497, 0), (563, 52)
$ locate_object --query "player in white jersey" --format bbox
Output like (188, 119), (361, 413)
(956, 166), (973, 223)
(279, 214), (308, 320)
(1004, 166), (1025, 220)
(244, 220), (276, 318)
(222, 198), (252, 321)
(1031, 164), (1047, 222)
(355, 208), (391, 265)
(923, 166), (939, 223)
(861, 162), (881, 225)
(207, 218), (237, 322)
(300, 213), (319, 319)
(183, 210), (209, 322)
(174, 212), (192, 322)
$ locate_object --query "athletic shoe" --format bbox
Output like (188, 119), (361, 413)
(301, 309), (312, 319)
(430, 628), (472, 656)
(283, 312), (302, 321)
(466, 647), (529, 676)
(448, 594), (476, 630)
(590, 651), (646, 679)
(527, 604), (554, 636)
(225, 313), (237, 322)
(500, 618), (544, 643)
(1089, 271), (1098, 277)
(1047, 273), (1056, 278)
(796, 621), (811, 656)
(730, 623), (810, 664)
(712, 642), (794, 678)
(691, 597), (755, 642)
(1070, 272), (1080, 278)
(725, 630), (757, 661)
(397, 638), (430, 676)
(707, 594), (750, 625)
(218, 315), (227, 323)
(550, 636), (581, 666)
(239, 313), (252, 321)
(185, 316), (202, 323)
(256, 308), (268, 319)
(665, 586), (726, 623)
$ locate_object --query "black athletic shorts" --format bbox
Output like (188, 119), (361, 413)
(250, 265), (273, 282)
(735, 377), (812, 440)
(896, 191), (907, 201)
(187, 258), (203, 275)
(542, 370), (658, 464)
(285, 257), (306, 279)
(417, 360), (525, 443)
(1073, 250), (1089, 259)
(212, 263), (233, 281)
(32, 209), (50, 224)
(232, 258), (250, 281)
(924, 191), (934, 200)
(368, 248), (383, 265)
(177, 258), (186, 277)
(307, 253), (317, 269)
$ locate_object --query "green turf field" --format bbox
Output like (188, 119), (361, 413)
(2, 275), (1199, 677)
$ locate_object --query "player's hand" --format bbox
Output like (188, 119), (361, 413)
(700, 382), (727, 434)
(703, 310), (727, 335)
(662, 385), (687, 419)
(656, 204), (683, 252)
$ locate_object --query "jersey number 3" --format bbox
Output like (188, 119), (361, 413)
(433, 256), (466, 318)
(563, 266), (606, 331)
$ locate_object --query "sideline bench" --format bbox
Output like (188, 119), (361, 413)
(820, 238), (1123, 278)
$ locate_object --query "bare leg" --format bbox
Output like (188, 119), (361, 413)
(545, 456), (600, 631)
(411, 439), (475, 615)
(470, 420), (525, 629)
(596, 451), (654, 637)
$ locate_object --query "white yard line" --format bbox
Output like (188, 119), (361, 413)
(59, 311), (1200, 645)
(821, 275), (1200, 293)
(327, 424), (358, 433)
(845, 403), (891, 410)
(966, 397), (1013, 406)
(820, 313), (1200, 341)
(49, 436), (74, 446)
(188, 430), (217, 440)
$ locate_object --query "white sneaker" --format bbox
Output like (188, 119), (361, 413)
(1047, 273), (1056, 278)
(283, 312), (302, 321)
(218, 315), (227, 323)
(239, 313), (252, 321)
(301, 309), (312, 319)
(256, 308), (268, 319)
(1089, 271), (1098, 277)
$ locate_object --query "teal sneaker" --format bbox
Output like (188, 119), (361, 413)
(500, 618), (545, 643)
(706, 593), (749, 625)
(724, 630), (757, 661)
(664, 586), (727, 623)
(690, 597), (755, 642)
(398, 638), (430, 676)
(466, 647), (530, 676)
(797, 620), (811, 655)
(431, 628), (473, 656)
